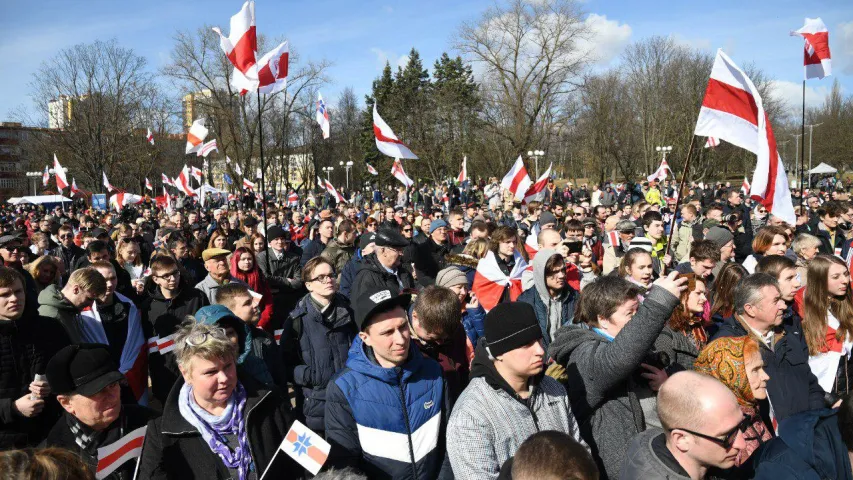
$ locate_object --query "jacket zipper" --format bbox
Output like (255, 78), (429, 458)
(521, 386), (540, 432)
(244, 390), (271, 476)
(397, 369), (419, 479)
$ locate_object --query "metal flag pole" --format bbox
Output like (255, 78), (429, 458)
(800, 80), (806, 207)
(256, 90), (270, 273)
(665, 134), (698, 261)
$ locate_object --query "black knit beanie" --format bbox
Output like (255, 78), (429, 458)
(484, 302), (543, 358)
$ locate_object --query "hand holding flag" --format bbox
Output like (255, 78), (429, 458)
(261, 420), (330, 478)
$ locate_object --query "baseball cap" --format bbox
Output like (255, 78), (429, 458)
(354, 285), (411, 331)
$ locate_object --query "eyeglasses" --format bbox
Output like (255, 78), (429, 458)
(186, 327), (227, 347)
(402, 228), (413, 233)
(59, 234), (74, 239)
(155, 270), (180, 280)
(674, 415), (752, 450)
(308, 273), (335, 283)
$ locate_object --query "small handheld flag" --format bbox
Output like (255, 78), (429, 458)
(145, 178), (153, 191)
(95, 426), (146, 479)
(366, 163), (378, 176)
(277, 420), (330, 476)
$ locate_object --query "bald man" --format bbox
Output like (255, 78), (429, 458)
(621, 372), (748, 480)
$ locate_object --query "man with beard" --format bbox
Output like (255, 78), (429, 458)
(41, 344), (158, 478)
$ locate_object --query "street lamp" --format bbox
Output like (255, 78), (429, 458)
(322, 166), (334, 182)
(26, 171), (42, 195)
(340, 160), (353, 189)
(527, 150), (545, 179)
(655, 146), (673, 166)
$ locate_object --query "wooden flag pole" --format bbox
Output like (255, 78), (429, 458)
(799, 80), (807, 207)
(665, 134), (699, 261)
(256, 89), (270, 274)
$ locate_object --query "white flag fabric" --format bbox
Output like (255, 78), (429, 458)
(198, 139), (218, 157)
(212, 1), (259, 92)
(391, 159), (414, 188)
(705, 137), (720, 149)
(71, 178), (82, 197)
(278, 420), (330, 476)
(146, 128), (155, 145)
(95, 426), (147, 479)
(42, 166), (49, 186)
(500, 156), (532, 201)
(235, 163), (243, 176)
(457, 156), (467, 183)
(693, 49), (795, 225)
(243, 178), (256, 189)
(318, 177), (347, 203)
(791, 18), (832, 80)
(647, 158), (672, 182)
(53, 154), (68, 190)
(366, 163), (378, 176)
(186, 118), (209, 154)
(102, 171), (115, 192)
(373, 104), (418, 159)
(145, 178), (153, 191)
(176, 166), (196, 197)
(316, 93), (330, 139)
(255, 41), (289, 95)
(523, 163), (552, 204)
(256, 167), (262, 180)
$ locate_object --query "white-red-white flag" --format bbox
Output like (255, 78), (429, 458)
(243, 178), (256, 190)
(457, 156), (467, 184)
(318, 177), (347, 203)
(741, 176), (751, 195)
(71, 178), (82, 197)
(190, 166), (202, 183)
(523, 163), (552, 204)
(316, 93), (330, 139)
(693, 49), (795, 225)
(254, 41), (289, 95)
(212, 1), (259, 92)
(234, 163), (243, 176)
(472, 250), (528, 312)
(109, 193), (143, 213)
(102, 171), (115, 192)
(366, 163), (378, 176)
(161, 173), (174, 187)
(791, 18), (831, 80)
(42, 165), (49, 186)
(500, 156), (532, 202)
(705, 136), (720, 149)
(53, 154), (68, 190)
(287, 191), (299, 207)
(146, 128), (154, 145)
(176, 166), (196, 196)
(185, 118), (208, 154)
(647, 158), (673, 182)
(373, 104), (418, 159)
(197, 139), (218, 157)
(145, 178), (153, 191)
(95, 426), (147, 479)
(391, 158), (414, 188)
(524, 224), (540, 260)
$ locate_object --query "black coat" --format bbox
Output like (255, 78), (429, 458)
(138, 374), (301, 479)
(352, 253), (416, 301)
(281, 293), (357, 432)
(414, 238), (449, 286)
(256, 247), (304, 328)
(0, 315), (71, 449)
(140, 282), (209, 405)
(50, 243), (85, 283)
(40, 405), (159, 480)
(710, 310), (825, 421)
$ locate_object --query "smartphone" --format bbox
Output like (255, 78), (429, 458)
(565, 241), (583, 254)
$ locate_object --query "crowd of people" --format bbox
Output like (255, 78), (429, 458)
(1, 175), (853, 480)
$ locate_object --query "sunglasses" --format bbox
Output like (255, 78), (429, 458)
(675, 415), (752, 450)
(402, 228), (413, 232)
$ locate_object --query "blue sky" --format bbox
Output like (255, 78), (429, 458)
(1, 0), (851, 123)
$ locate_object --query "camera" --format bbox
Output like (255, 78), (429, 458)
(632, 350), (672, 386)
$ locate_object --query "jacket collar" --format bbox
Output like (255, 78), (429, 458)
(345, 336), (423, 385)
(469, 339), (542, 402)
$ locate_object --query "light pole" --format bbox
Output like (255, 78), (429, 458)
(322, 166), (334, 182)
(806, 123), (823, 187)
(26, 171), (41, 195)
(527, 150), (545, 179)
(340, 160), (353, 189)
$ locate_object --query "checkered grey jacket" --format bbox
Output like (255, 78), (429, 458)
(446, 375), (587, 480)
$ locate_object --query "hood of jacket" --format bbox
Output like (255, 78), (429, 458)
(345, 335), (426, 386)
(37, 284), (76, 312)
(326, 238), (355, 252)
(531, 249), (568, 304)
(470, 338), (542, 400)
(547, 323), (604, 366)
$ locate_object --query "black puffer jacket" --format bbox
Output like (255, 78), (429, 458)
(138, 374), (301, 479)
(256, 247), (304, 328)
(0, 315), (71, 449)
(414, 238), (449, 286)
(351, 253), (416, 301)
(281, 293), (357, 432)
(139, 281), (208, 404)
(40, 405), (159, 480)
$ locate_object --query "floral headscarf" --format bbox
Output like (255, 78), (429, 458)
(694, 336), (758, 407)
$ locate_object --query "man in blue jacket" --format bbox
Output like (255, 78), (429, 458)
(324, 284), (452, 479)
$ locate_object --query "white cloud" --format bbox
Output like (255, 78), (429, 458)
(669, 33), (712, 52)
(581, 14), (632, 67)
(768, 79), (833, 114)
(837, 21), (853, 75)
(370, 48), (410, 71)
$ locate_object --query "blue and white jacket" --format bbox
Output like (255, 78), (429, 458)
(324, 336), (452, 479)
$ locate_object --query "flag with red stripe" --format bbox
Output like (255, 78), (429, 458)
(185, 119), (209, 154)
(791, 18), (831, 80)
(373, 104), (418, 159)
(243, 178), (256, 190)
(318, 177), (347, 203)
(647, 158), (672, 182)
(366, 163), (378, 176)
(95, 426), (147, 479)
(71, 178), (82, 197)
(500, 156), (532, 202)
(523, 163), (552, 204)
(693, 49), (795, 225)
(457, 156), (467, 183)
(53, 154), (68, 190)
(390, 159), (413, 188)
(146, 128), (155, 145)
(254, 41), (289, 95)
(472, 250), (528, 312)
(704, 137), (720, 149)
(212, 1), (259, 92)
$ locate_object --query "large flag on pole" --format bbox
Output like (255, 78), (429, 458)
(176, 166), (196, 196)
(694, 49), (795, 225)
(212, 1), (259, 92)
(791, 18), (831, 80)
(316, 93), (330, 139)
(53, 154), (68, 190)
(391, 159), (414, 188)
(318, 177), (347, 203)
(146, 128), (155, 145)
(109, 193), (143, 212)
(185, 118), (209, 154)
(70, 178), (82, 197)
(472, 250), (528, 312)
(190, 166), (203, 183)
(42, 166), (49, 186)
(523, 162), (552, 204)
(145, 178), (153, 191)
(373, 104), (418, 159)
(198, 139), (218, 157)
(457, 156), (467, 184)
(102, 171), (115, 192)
(254, 41), (289, 95)
(500, 156), (532, 201)
(366, 163), (378, 176)
(243, 178), (256, 190)
(741, 176), (751, 195)
(161, 173), (174, 187)
(647, 158), (673, 182)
